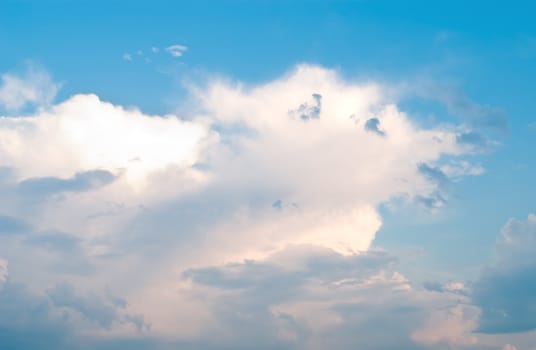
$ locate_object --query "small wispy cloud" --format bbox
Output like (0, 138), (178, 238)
(122, 53), (132, 61)
(151, 47), (159, 53)
(165, 44), (188, 57)
(0, 63), (60, 112)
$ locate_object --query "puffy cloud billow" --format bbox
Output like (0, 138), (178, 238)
(0, 64), (505, 349)
(473, 214), (536, 334)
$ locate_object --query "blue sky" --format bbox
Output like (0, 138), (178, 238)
(1, 1), (536, 349)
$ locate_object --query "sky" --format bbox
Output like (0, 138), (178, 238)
(1, 0), (536, 349)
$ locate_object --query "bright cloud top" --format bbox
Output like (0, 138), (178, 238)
(186, 65), (472, 256)
(0, 94), (213, 188)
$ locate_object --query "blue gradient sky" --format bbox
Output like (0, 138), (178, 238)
(1, 1), (536, 349)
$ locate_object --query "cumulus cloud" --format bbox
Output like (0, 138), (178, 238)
(180, 65), (476, 258)
(0, 64), (60, 112)
(0, 93), (213, 188)
(0, 64), (493, 348)
(473, 214), (536, 334)
(181, 246), (480, 350)
(165, 44), (188, 57)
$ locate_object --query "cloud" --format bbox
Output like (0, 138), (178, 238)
(423, 281), (468, 296)
(48, 283), (147, 331)
(122, 53), (132, 61)
(181, 246), (479, 350)
(0, 64), (492, 348)
(288, 93), (322, 121)
(418, 163), (449, 186)
(0, 93), (213, 189)
(0, 64), (60, 112)
(165, 44), (188, 57)
(473, 214), (536, 334)
(0, 258), (7, 287)
(18, 170), (116, 197)
(0, 281), (73, 349)
(0, 215), (28, 235)
(502, 345), (519, 350)
(440, 160), (485, 179)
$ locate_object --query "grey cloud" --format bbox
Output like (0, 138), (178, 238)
(0, 215), (28, 235)
(0, 279), (151, 350)
(416, 163), (449, 209)
(184, 248), (396, 294)
(418, 163), (449, 186)
(364, 117), (386, 136)
(18, 169), (116, 197)
(423, 281), (469, 296)
(0, 281), (72, 350)
(26, 231), (80, 252)
(182, 248), (398, 349)
(326, 303), (426, 350)
(272, 199), (282, 209)
(456, 131), (492, 150)
(473, 214), (536, 333)
(182, 247), (470, 350)
(416, 192), (447, 209)
(48, 283), (147, 331)
(289, 93), (322, 121)
(423, 281), (445, 293)
(48, 283), (117, 328)
(0, 218), (94, 275)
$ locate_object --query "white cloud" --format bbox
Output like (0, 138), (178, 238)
(151, 47), (159, 53)
(0, 94), (212, 186)
(0, 64), (490, 348)
(0, 64), (60, 112)
(165, 44), (188, 57)
(122, 53), (132, 61)
(181, 65), (468, 259)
